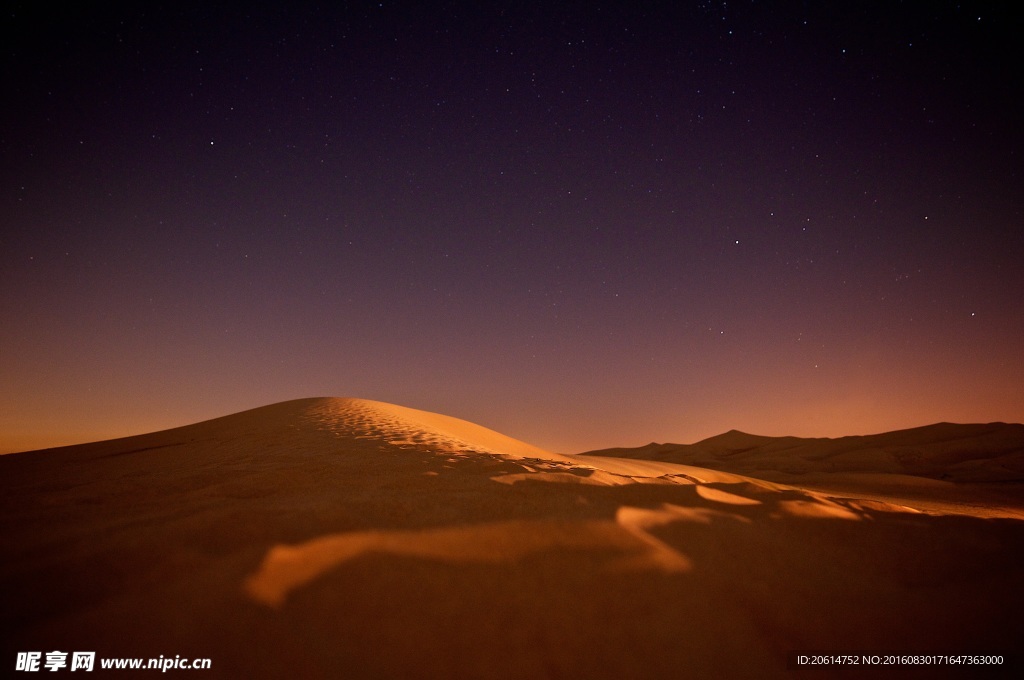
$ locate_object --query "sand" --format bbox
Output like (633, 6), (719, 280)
(2, 398), (1021, 678)
(583, 423), (1024, 520)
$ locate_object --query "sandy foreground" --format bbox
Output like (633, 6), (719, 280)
(1, 398), (1021, 678)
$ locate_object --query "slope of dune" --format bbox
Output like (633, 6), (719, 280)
(582, 423), (1024, 519)
(2, 398), (1022, 678)
(583, 422), (1024, 482)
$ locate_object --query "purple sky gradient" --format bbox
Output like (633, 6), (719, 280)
(2, 1), (1021, 453)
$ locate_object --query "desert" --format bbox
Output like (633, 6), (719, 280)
(6, 2), (1023, 678)
(2, 398), (1021, 678)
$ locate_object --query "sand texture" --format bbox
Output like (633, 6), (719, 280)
(583, 424), (1024, 519)
(2, 398), (1021, 678)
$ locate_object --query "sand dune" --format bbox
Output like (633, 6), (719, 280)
(582, 423), (1024, 483)
(2, 398), (1021, 678)
(582, 422), (1024, 519)
(308, 398), (578, 463)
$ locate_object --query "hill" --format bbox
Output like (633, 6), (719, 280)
(581, 422), (1024, 483)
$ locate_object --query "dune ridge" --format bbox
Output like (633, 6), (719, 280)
(582, 422), (1024, 483)
(305, 397), (579, 463)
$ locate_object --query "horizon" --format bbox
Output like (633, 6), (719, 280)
(2, 394), (1021, 456)
(3, 2), (1022, 454)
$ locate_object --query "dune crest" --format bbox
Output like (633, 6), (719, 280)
(306, 398), (581, 464)
(582, 421), (1024, 484)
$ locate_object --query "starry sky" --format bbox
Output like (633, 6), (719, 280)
(2, 1), (1022, 454)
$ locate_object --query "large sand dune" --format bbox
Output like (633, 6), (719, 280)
(2, 398), (1021, 678)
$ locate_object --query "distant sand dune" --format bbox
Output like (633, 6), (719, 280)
(582, 422), (1024, 484)
(582, 422), (1024, 519)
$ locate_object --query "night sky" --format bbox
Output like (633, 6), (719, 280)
(2, 1), (1022, 454)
